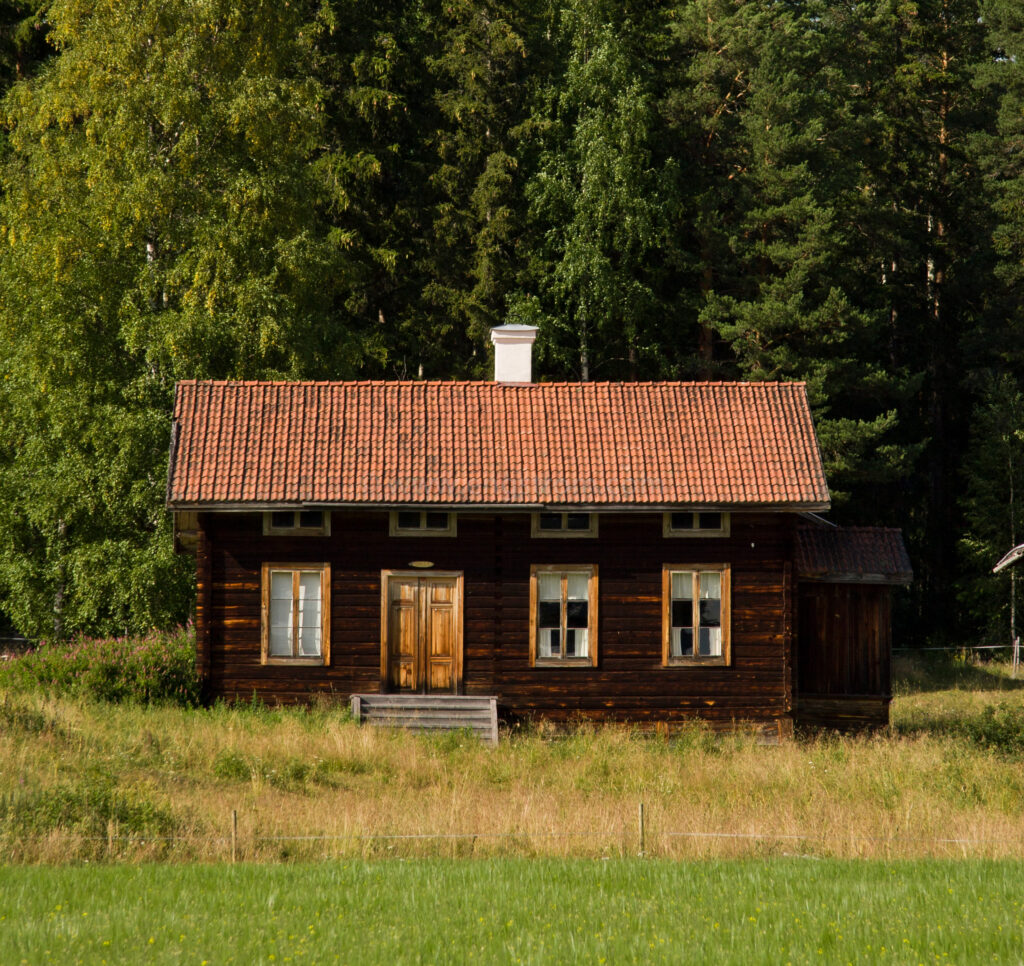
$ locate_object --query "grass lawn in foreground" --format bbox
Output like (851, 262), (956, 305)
(1, 858), (1023, 965)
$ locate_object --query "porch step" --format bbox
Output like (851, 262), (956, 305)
(350, 694), (499, 747)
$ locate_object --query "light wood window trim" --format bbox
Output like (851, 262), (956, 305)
(388, 511), (458, 537)
(262, 510), (331, 537)
(529, 564), (599, 668)
(661, 563), (731, 667)
(530, 512), (598, 538)
(662, 511), (730, 538)
(260, 562), (331, 666)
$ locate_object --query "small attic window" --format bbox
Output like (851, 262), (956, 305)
(389, 511), (457, 537)
(263, 510), (331, 536)
(531, 512), (598, 538)
(663, 512), (729, 538)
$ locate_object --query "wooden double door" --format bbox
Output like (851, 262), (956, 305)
(381, 571), (463, 693)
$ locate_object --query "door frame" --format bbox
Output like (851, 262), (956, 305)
(379, 570), (465, 693)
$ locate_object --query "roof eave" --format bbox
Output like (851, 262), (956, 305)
(166, 498), (832, 513)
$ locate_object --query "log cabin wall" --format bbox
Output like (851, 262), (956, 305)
(794, 582), (892, 728)
(197, 510), (797, 729)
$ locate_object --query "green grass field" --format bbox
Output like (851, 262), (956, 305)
(2, 858), (1023, 965)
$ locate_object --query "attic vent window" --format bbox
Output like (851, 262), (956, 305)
(263, 510), (330, 536)
(663, 511), (729, 538)
(389, 511), (457, 537)
(531, 512), (598, 538)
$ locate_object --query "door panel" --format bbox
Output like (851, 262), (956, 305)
(387, 578), (419, 690)
(383, 574), (461, 693)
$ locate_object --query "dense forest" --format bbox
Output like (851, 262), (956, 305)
(1, 0), (1023, 647)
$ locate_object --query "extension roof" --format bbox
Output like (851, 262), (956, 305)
(795, 526), (913, 585)
(166, 380), (830, 511)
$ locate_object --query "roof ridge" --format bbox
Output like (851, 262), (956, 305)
(174, 379), (809, 389)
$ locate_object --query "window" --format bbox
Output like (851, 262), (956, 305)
(530, 512), (598, 538)
(263, 510), (330, 536)
(389, 510), (457, 537)
(529, 565), (598, 666)
(663, 511), (729, 538)
(261, 563), (330, 665)
(662, 565), (730, 665)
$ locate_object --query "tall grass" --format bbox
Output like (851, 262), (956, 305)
(0, 625), (200, 705)
(1, 651), (1023, 863)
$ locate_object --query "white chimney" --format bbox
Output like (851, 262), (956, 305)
(490, 325), (538, 383)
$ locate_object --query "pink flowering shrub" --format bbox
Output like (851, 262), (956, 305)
(0, 625), (201, 706)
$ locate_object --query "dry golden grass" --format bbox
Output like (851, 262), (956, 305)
(3, 654), (1024, 864)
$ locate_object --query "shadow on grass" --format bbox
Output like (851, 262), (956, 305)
(893, 651), (1024, 695)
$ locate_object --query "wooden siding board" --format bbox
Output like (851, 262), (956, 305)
(795, 582), (892, 726)
(198, 510), (795, 723)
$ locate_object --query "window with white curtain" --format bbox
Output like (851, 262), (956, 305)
(662, 564), (730, 665)
(261, 563), (330, 664)
(530, 565), (598, 666)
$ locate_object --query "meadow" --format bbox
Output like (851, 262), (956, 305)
(1, 643), (1023, 863)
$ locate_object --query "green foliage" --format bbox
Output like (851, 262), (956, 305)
(513, 0), (670, 380)
(0, 0), (353, 637)
(0, 0), (1021, 645)
(958, 372), (1024, 642)
(0, 774), (179, 840)
(0, 625), (201, 705)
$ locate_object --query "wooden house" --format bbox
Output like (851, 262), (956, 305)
(166, 326), (909, 736)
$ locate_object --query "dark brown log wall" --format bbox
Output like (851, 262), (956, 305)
(795, 582), (892, 728)
(196, 510), (797, 728)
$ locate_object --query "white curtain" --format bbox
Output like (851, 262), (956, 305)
(297, 571), (322, 657)
(269, 571), (293, 656)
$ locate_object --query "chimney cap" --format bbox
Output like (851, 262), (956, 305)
(490, 324), (538, 342)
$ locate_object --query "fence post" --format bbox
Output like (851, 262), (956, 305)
(638, 802), (646, 858)
(231, 809), (238, 863)
(1014, 637), (1020, 679)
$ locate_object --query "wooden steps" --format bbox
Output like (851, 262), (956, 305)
(350, 694), (499, 747)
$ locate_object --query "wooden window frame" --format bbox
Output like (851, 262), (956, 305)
(262, 510), (331, 537)
(662, 511), (730, 539)
(529, 564), (599, 668)
(661, 564), (731, 667)
(260, 562), (331, 666)
(530, 512), (598, 539)
(388, 510), (458, 537)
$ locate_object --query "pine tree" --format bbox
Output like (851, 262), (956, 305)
(419, 0), (535, 372)
(959, 373), (1024, 645)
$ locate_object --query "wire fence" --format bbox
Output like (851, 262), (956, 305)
(6, 809), (1020, 863)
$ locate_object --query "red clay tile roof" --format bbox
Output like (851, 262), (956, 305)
(796, 526), (912, 584)
(167, 380), (830, 510)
